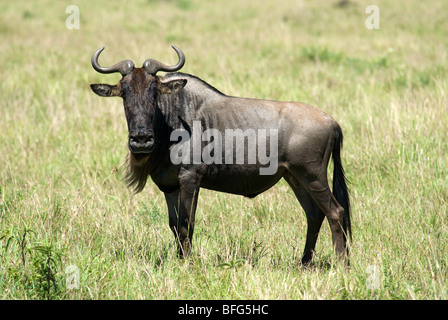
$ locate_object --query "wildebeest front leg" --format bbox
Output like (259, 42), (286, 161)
(164, 185), (200, 257)
(164, 190), (181, 249)
(177, 183), (199, 257)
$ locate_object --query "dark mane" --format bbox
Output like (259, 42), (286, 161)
(163, 72), (226, 96)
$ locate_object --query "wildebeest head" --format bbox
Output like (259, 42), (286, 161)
(90, 46), (187, 155)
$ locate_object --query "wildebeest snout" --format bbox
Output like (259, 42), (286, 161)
(129, 127), (154, 154)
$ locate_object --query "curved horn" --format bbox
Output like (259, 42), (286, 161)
(143, 45), (185, 75)
(91, 47), (135, 77)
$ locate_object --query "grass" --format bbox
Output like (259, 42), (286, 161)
(1, 0), (447, 299)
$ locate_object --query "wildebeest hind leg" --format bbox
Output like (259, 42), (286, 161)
(286, 171), (347, 260)
(307, 180), (346, 259)
(284, 174), (325, 265)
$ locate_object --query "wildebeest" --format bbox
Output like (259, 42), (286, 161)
(90, 45), (351, 265)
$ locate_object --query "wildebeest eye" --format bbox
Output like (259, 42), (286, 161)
(147, 82), (158, 95)
(120, 82), (131, 97)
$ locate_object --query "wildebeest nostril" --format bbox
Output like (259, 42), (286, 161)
(129, 132), (154, 154)
(129, 128), (153, 142)
(130, 134), (152, 144)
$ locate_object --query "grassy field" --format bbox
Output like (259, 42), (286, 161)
(0, 0), (447, 300)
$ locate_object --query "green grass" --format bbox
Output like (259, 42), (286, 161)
(1, 0), (447, 299)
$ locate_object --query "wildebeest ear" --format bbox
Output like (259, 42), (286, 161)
(90, 84), (121, 97)
(158, 79), (187, 94)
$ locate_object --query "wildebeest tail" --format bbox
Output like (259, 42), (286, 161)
(332, 124), (352, 241)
